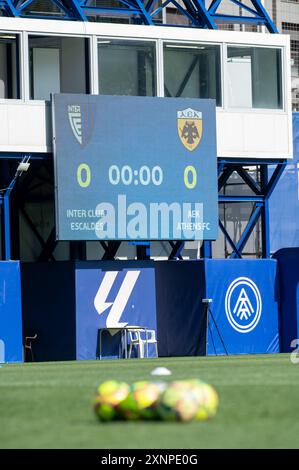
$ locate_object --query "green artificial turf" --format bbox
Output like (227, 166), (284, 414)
(0, 354), (299, 449)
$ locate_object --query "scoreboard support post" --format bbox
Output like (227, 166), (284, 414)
(201, 241), (212, 259)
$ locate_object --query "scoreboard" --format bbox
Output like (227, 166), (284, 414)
(52, 94), (218, 241)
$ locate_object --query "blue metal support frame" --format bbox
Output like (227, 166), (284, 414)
(0, 0), (18, 16)
(201, 240), (212, 258)
(0, 0), (278, 32)
(99, 241), (122, 260)
(0, 152), (51, 160)
(0, 154), (53, 261)
(230, 203), (263, 259)
(37, 228), (58, 261)
(168, 241), (184, 260)
(218, 160), (287, 259)
(261, 165), (270, 258)
(218, 219), (242, 258)
(20, 206), (56, 261)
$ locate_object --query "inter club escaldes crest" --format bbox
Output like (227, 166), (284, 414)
(67, 103), (95, 147)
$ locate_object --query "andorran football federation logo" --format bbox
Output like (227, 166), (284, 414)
(67, 104), (95, 147)
(177, 108), (202, 152)
(225, 277), (262, 334)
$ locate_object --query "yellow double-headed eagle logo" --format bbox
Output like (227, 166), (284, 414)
(177, 108), (202, 152)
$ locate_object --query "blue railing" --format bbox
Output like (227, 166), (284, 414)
(0, 1), (278, 32)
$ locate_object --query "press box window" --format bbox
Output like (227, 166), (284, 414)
(227, 46), (282, 109)
(163, 43), (222, 106)
(98, 39), (156, 96)
(0, 34), (19, 99)
(29, 35), (89, 100)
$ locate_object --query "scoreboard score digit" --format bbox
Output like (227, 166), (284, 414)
(52, 94), (218, 241)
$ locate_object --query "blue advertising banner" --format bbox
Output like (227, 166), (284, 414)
(75, 262), (157, 359)
(269, 113), (298, 252)
(52, 94), (218, 241)
(20, 259), (282, 361)
(0, 262), (23, 363)
(204, 259), (280, 355)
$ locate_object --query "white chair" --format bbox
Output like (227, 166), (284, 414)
(127, 329), (144, 358)
(127, 328), (158, 359)
(143, 330), (158, 358)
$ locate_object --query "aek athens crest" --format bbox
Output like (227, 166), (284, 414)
(177, 108), (202, 151)
(67, 103), (95, 147)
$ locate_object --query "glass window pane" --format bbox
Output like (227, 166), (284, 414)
(29, 36), (88, 100)
(227, 46), (282, 109)
(98, 39), (156, 96)
(0, 34), (19, 99)
(163, 43), (221, 106)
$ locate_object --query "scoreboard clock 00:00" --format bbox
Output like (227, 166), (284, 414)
(52, 94), (218, 241)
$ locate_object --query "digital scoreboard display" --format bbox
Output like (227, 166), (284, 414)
(52, 94), (218, 241)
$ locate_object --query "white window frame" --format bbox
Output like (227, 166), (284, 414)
(97, 36), (159, 98)
(0, 30), (23, 102)
(223, 43), (285, 113)
(26, 31), (92, 103)
(161, 39), (223, 108)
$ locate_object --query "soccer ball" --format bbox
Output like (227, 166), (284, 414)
(197, 383), (219, 420)
(188, 380), (219, 421)
(157, 380), (199, 422)
(93, 380), (130, 422)
(118, 381), (165, 420)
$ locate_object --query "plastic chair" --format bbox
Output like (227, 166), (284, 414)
(24, 334), (37, 362)
(144, 330), (158, 358)
(127, 329), (144, 358)
(127, 328), (158, 358)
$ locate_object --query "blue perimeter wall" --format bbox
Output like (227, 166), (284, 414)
(0, 262), (23, 363)
(20, 259), (280, 361)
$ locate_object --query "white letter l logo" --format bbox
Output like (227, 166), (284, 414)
(94, 271), (140, 329)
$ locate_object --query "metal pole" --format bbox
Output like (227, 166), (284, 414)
(2, 175), (17, 261)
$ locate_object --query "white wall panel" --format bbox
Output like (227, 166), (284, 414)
(217, 111), (292, 159)
(0, 102), (292, 159)
(0, 101), (50, 152)
(0, 104), (9, 145)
